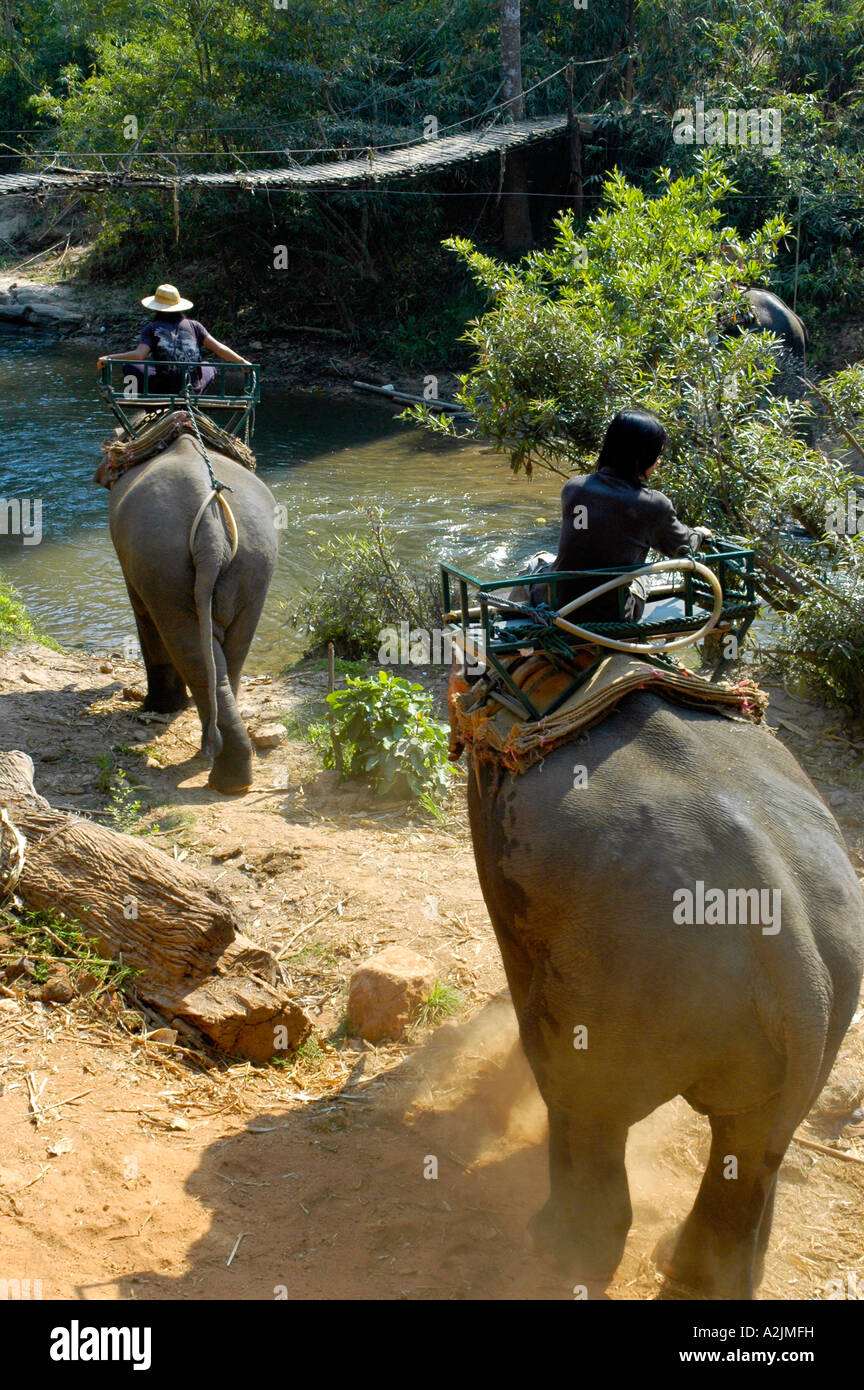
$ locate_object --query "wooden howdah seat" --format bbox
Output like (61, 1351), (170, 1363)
(440, 538), (760, 722)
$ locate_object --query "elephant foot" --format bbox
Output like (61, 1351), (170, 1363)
(208, 761), (253, 795)
(652, 1226), (751, 1301)
(142, 690), (189, 715)
(528, 1203), (613, 1290)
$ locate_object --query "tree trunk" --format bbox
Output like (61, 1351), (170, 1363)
(623, 0), (636, 102)
(500, 0), (532, 256)
(0, 751), (312, 1062)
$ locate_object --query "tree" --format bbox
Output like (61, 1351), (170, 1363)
(500, 0), (532, 256)
(410, 158), (864, 709)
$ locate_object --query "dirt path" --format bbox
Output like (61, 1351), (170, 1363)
(1, 643), (862, 1300)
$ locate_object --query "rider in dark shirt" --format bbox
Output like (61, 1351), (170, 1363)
(548, 408), (711, 622)
(97, 283), (250, 396)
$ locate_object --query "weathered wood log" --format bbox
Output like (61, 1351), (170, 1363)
(0, 750), (312, 1062)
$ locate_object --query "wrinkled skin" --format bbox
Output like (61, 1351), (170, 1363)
(466, 693), (864, 1298)
(109, 434), (278, 792)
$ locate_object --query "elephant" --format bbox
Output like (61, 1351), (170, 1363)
(722, 287), (809, 405)
(108, 433), (279, 792)
(741, 287), (808, 359)
(464, 691), (864, 1298)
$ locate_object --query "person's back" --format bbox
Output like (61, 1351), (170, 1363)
(545, 409), (708, 623)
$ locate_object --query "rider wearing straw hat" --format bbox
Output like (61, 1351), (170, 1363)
(97, 283), (250, 394)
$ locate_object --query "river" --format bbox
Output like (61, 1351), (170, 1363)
(0, 334), (560, 668)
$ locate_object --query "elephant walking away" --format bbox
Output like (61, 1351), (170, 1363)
(465, 691), (864, 1298)
(743, 287), (808, 360)
(108, 432), (278, 792)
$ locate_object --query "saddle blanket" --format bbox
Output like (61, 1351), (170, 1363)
(94, 410), (256, 489)
(448, 650), (768, 774)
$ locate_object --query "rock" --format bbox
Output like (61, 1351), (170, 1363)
(122, 685), (147, 702)
(0, 998), (21, 1015)
(75, 970), (104, 996)
(147, 1027), (178, 1045)
(252, 722), (287, 750)
(813, 1073), (864, 1119)
(38, 965), (76, 1004)
(780, 1149), (816, 1184)
(4, 954), (34, 982)
(347, 945), (436, 1043)
(211, 841), (245, 862)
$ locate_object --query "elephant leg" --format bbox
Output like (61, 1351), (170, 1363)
(516, 962), (631, 1284)
(204, 616), (255, 793)
(663, 1099), (783, 1300)
(125, 585), (188, 714)
(528, 1109), (631, 1287)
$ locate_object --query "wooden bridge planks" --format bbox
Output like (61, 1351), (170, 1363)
(0, 114), (592, 197)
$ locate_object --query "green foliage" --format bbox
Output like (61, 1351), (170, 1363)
(410, 161), (864, 710)
(0, 581), (58, 649)
(0, 581), (38, 645)
(317, 669), (452, 803)
(1, 906), (137, 996)
(286, 504), (440, 661)
(411, 979), (464, 1029)
(782, 575), (864, 709)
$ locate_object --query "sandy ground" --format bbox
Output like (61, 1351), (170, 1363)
(0, 642), (862, 1301)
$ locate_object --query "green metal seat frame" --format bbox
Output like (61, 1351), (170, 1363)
(98, 358), (261, 439)
(440, 538), (759, 721)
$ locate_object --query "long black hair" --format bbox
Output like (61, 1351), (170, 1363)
(596, 408), (667, 483)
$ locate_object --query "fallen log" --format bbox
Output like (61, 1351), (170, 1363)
(0, 750), (312, 1062)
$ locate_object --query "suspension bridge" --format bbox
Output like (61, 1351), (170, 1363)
(0, 114), (593, 198)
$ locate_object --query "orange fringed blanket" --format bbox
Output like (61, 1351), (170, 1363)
(94, 410), (256, 489)
(448, 651), (768, 774)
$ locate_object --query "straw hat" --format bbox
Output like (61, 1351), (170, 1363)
(140, 283), (194, 313)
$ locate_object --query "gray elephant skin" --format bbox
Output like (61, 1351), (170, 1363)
(109, 434), (278, 792)
(466, 692), (864, 1298)
(744, 287), (808, 358)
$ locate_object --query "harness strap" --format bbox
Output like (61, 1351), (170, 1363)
(189, 488), (239, 561)
(182, 389), (239, 562)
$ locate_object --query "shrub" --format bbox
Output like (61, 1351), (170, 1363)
(286, 505), (441, 661)
(0, 581), (40, 646)
(314, 669), (452, 805)
(781, 576), (864, 709)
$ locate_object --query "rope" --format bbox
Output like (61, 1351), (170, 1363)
(0, 808), (26, 902)
(552, 558), (724, 655)
(183, 390), (240, 564)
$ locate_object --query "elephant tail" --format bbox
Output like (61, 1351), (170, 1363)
(194, 559), (224, 763)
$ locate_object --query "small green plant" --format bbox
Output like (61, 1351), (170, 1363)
(0, 581), (58, 649)
(105, 766), (145, 832)
(317, 669), (453, 803)
(412, 980), (464, 1030)
(270, 1034), (324, 1068)
(1, 907), (137, 996)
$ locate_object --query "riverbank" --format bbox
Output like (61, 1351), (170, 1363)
(0, 254), (463, 400)
(1, 637), (862, 1299)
